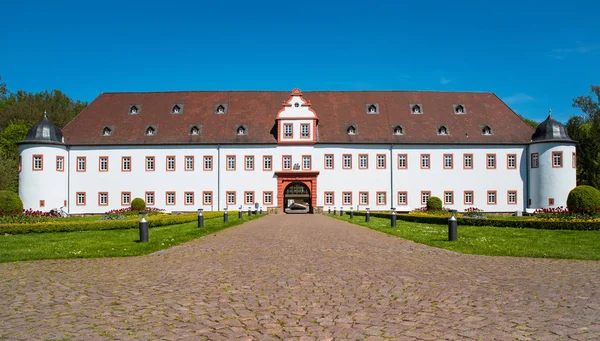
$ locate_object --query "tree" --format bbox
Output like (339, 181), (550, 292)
(519, 115), (539, 129)
(0, 121), (30, 192)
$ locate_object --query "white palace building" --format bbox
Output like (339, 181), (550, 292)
(18, 88), (576, 214)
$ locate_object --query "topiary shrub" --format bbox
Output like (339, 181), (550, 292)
(0, 190), (23, 212)
(567, 185), (600, 211)
(131, 197), (146, 211)
(426, 196), (443, 211)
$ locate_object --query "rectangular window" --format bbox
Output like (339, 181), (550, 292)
(166, 192), (176, 205)
(98, 192), (108, 206)
(145, 191), (155, 206)
(552, 151), (563, 168)
(531, 153), (539, 168)
(343, 154), (352, 169)
(464, 191), (474, 205)
(486, 154), (496, 169)
(300, 123), (309, 138)
(184, 192), (194, 205)
(121, 192), (131, 206)
(302, 155), (311, 170)
(263, 191), (273, 205)
(487, 190), (497, 205)
(342, 192), (352, 205)
(244, 191), (254, 205)
(377, 154), (386, 169)
(166, 156), (175, 171)
(508, 190), (517, 204)
(444, 191), (454, 205)
(398, 191), (407, 205)
(122, 156), (131, 172)
(99, 156), (108, 172)
(377, 192), (387, 205)
(283, 124), (293, 138)
(548, 198), (555, 206)
(398, 154), (407, 169)
(359, 154), (368, 169)
(40, 200), (45, 208)
(203, 156), (213, 171)
(283, 155), (291, 170)
(463, 154), (473, 169)
(443, 154), (453, 169)
(572, 152), (576, 168)
(76, 156), (86, 172)
(185, 156), (194, 171)
(203, 191), (212, 205)
(227, 155), (236, 170)
(76, 192), (86, 206)
(56, 156), (64, 172)
(421, 154), (430, 169)
(32, 155), (44, 171)
(359, 192), (369, 205)
(263, 155), (272, 171)
(421, 191), (431, 205)
(245, 155), (254, 171)
(146, 156), (155, 171)
(325, 192), (334, 205)
(226, 191), (236, 205)
(325, 154), (334, 169)
(507, 154), (517, 169)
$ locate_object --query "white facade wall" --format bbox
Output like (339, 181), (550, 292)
(528, 143), (577, 209)
(18, 144), (68, 211)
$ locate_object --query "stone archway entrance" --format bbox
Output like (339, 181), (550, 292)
(275, 171), (319, 214)
(284, 182), (311, 213)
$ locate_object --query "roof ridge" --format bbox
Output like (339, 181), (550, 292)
(100, 90), (496, 95)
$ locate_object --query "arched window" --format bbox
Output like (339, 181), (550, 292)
(146, 126), (156, 136)
(482, 126), (492, 135)
(237, 126), (246, 135)
(216, 105), (225, 114)
(129, 105), (139, 114)
(367, 104), (377, 114)
(393, 126), (403, 135)
(102, 127), (112, 136)
(455, 105), (465, 114)
(412, 104), (422, 114)
(438, 126), (448, 135)
(347, 125), (356, 135)
(172, 105), (181, 114)
(190, 126), (200, 135)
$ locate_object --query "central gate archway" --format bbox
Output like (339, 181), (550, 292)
(284, 182), (311, 213)
(275, 171), (319, 214)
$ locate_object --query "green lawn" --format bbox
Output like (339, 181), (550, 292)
(0, 214), (265, 263)
(327, 214), (600, 260)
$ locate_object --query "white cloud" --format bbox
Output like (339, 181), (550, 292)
(503, 93), (535, 104)
(440, 77), (452, 85)
(549, 43), (600, 59)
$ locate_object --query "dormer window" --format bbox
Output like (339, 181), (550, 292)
(171, 104), (183, 114)
(393, 125), (404, 135)
(129, 105), (140, 115)
(454, 104), (466, 114)
(438, 126), (449, 135)
(367, 104), (378, 114)
(482, 125), (492, 135)
(411, 104), (422, 114)
(215, 104), (227, 114)
(145, 126), (156, 136)
(236, 125), (247, 135)
(190, 126), (200, 135)
(102, 127), (112, 136)
(347, 125), (356, 135)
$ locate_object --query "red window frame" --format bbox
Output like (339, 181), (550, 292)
(121, 156), (132, 172)
(507, 190), (517, 204)
(420, 154), (430, 169)
(283, 123), (293, 138)
(282, 155), (292, 170)
(343, 154), (352, 169)
(300, 123), (310, 138)
(145, 156), (155, 171)
(99, 156), (109, 172)
(342, 191), (352, 206)
(397, 154), (408, 169)
(244, 191), (255, 205)
(98, 192), (109, 206)
(184, 155), (194, 171)
(302, 155), (312, 170)
(376, 154), (386, 169)
(244, 155), (254, 171)
(359, 191), (369, 205)
(463, 154), (473, 169)
(226, 155), (236, 171)
(262, 155), (272, 171)
(531, 153), (539, 168)
(203, 155), (213, 171)
(464, 191), (474, 205)
(263, 191), (273, 205)
(397, 191), (408, 205)
(166, 191), (176, 205)
(203, 191), (213, 205)
(165, 155), (176, 171)
(487, 190), (497, 205)
(76, 192), (86, 206)
(443, 154), (453, 169)
(376, 191), (387, 206)
(507, 154), (517, 169)
(56, 156), (64, 172)
(420, 191), (431, 205)
(145, 191), (155, 206)
(76, 156), (86, 172)
(486, 154), (496, 169)
(444, 190), (454, 205)
(324, 191), (335, 205)
(226, 191), (236, 205)
(552, 151), (563, 168)
(324, 154), (334, 169)
(121, 191), (131, 206)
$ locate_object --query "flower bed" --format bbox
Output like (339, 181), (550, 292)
(0, 209), (62, 224)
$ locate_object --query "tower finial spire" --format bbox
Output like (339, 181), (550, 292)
(548, 108), (552, 118)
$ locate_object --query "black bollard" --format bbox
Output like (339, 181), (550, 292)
(139, 211), (148, 243)
(328, 207), (331, 214)
(350, 209), (354, 219)
(259, 207), (262, 214)
(238, 208), (242, 219)
(391, 208), (397, 227)
(448, 209), (457, 241)
(366, 208), (370, 222)
(248, 207), (251, 216)
(224, 209), (228, 223)
(340, 207), (344, 216)
(333, 207), (336, 215)
(198, 209), (204, 228)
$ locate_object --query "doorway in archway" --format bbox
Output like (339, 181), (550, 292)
(284, 182), (311, 214)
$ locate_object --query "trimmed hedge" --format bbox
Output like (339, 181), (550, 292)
(567, 186), (600, 211)
(0, 211), (228, 234)
(0, 191), (23, 212)
(131, 197), (146, 211)
(344, 211), (600, 231)
(426, 196), (442, 211)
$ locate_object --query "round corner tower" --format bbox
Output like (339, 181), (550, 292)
(528, 113), (576, 209)
(18, 112), (69, 211)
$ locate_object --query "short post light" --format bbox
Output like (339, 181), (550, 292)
(448, 209), (458, 241)
(223, 207), (229, 223)
(333, 207), (337, 215)
(365, 207), (370, 222)
(198, 208), (204, 228)
(350, 207), (354, 219)
(340, 206), (344, 216)
(328, 207), (331, 214)
(391, 207), (397, 227)
(238, 205), (243, 219)
(139, 210), (148, 243)
(259, 207), (263, 214)
(248, 206), (251, 216)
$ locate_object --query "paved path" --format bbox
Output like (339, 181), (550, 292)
(1, 215), (599, 341)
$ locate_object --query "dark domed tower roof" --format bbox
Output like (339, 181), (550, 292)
(21, 112), (64, 144)
(531, 112), (573, 142)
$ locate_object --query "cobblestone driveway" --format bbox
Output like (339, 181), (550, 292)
(1, 214), (599, 340)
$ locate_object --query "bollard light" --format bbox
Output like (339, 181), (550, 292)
(340, 207), (344, 216)
(248, 206), (251, 216)
(333, 207), (337, 215)
(350, 207), (354, 219)
(391, 207), (397, 227)
(365, 207), (370, 222)
(198, 208), (204, 228)
(259, 207), (263, 214)
(139, 210), (148, 243)
(224, 207), (229, 223)
(238, 205), (243, 219)
(328, 207), (331, 214)
(448, 209), (457, 241)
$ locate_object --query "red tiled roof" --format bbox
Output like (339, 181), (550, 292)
(62, 90), (534, 145)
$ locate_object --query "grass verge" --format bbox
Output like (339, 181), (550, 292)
(326, 214), (600, 260)
(0, 214), (265, 263)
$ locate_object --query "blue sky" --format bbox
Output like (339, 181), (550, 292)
(1, 0), (598, 123)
